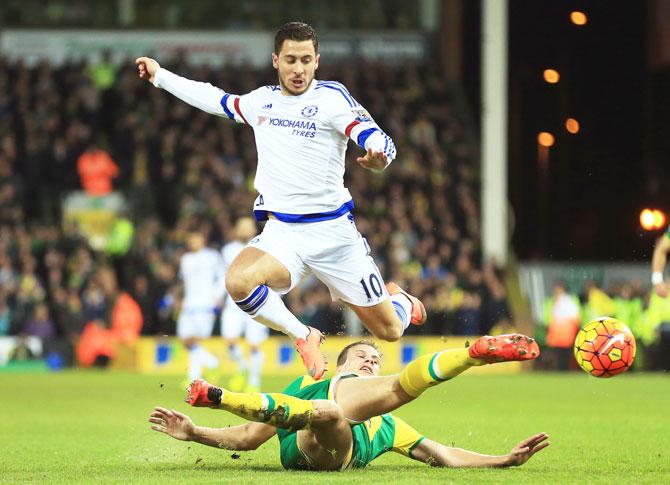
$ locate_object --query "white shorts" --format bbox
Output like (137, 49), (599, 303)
(248, 214), (388, 307)
(221, 303), (269, 345)
(177, 309), (216, 339)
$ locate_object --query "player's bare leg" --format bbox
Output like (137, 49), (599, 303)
(346, 282), (426, 342)
(295, 405), (353, 471)
(226, 247), (327, 379)
(335, 374), (411, 421)
(335, 334), (540, 422)
(227, 247), (292, 298)
(347, 299), (404, 341)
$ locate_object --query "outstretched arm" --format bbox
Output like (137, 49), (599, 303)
(409, 433), (550, 468)
(652, 234), (670, 297)
(149, 406), (276, 451)
(135, 57), (247, 121)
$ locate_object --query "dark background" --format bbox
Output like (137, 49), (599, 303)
(465, 0), (661, 262)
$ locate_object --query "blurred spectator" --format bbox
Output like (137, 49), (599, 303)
(76, 141), (119, 196)
(82, 278), (107, 322)
(22, 302), (55, 339)
(613, 282), (643, 335)
(454, 290), (482, 335)
(133, 273), (159, 335)
(0, 154), (24, 224)
(9, 336), (36, 362)
(581, 279), (615, 322)
(539, 281), (581, 370)
(639, 291), (670, 369)
(0, 291), (11, 335)
(76, 267), (142, 367)
(98, 266), (143, 343)
(51, 287), (85, 338)
(88, 50), (117, 91)
(481, 261), (512, 335)
(105, 215), (134, 257)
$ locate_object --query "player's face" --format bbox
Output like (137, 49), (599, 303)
(186, 233), (205, 252)
(272, 40), (319, 96)
(340, 344), (381, 376)
(235, 217), (257, 242)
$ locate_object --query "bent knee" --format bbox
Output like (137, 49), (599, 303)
(357, 305), (404, 342)
(312, 401), (345, 425)
(374, 322), (403, 342)
(225, 270), (256, 301)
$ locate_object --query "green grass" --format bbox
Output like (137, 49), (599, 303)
(1, 371), (668, 484)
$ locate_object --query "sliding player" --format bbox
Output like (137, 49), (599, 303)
(149, 334), (548, 470)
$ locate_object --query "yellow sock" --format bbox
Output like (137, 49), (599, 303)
(399, 348), (483, 397)
(218, 391), (314, 431)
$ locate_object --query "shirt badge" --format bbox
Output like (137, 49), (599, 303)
(301, 105), (319, 118)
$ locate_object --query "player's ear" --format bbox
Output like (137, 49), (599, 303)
(314, 53), (320, 71)
(271, 53), (279, 70)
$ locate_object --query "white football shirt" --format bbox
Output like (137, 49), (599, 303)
(154, 68), (396, 220)
(179, 247), (226, 311)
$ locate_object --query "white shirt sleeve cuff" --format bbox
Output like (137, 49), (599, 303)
(152, 67), (166, 88)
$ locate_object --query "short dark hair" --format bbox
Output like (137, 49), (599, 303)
(274, 22), (318, 54)
(336, 340), (382, 366)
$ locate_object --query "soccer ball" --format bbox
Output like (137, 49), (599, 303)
(573, 317), (636, 378)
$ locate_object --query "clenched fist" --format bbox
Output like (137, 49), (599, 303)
(135, 57), (161, 84)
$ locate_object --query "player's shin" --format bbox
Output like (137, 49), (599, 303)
(213, 389), (314, 431)
(234, 285), (309, 340)
(398, 348), (482, 397)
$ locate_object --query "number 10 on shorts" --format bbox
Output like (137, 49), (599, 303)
(360, 273), (383, 301)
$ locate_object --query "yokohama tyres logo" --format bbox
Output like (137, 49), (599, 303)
(267, 118), (317, 130)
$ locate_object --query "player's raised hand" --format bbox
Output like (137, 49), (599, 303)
(149, 406), (195, 441)
(135, 57), (160, 84)
(506, 432), (550, 466)
(356, 148), (388, 172)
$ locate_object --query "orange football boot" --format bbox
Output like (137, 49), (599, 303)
(185, 378), (222, 407)
(468, 334), (540, 363)
(295, 326), (327, 380)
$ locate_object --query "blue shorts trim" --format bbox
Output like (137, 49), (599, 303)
(254, 200), (355, 223)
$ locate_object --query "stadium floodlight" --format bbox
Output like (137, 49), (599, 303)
(570, 11), (588, 26)
(565, 118), (580, 134)
(537, 132), (555, 148)
(640, 208), (666, 231)
(543, 69), (560, 84)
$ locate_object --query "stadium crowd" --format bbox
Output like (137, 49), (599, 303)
(539, 278), (670, 370)
(0, 54), (511, 361)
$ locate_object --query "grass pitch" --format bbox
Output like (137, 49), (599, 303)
(1, 370), (668, 484)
